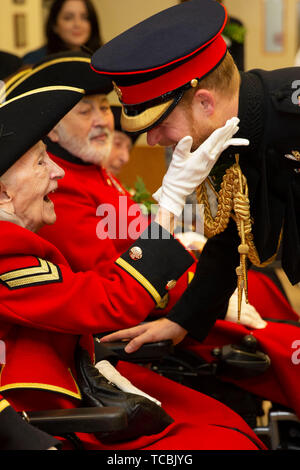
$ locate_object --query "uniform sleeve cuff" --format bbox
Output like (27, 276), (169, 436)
(115, 222), (194, 305)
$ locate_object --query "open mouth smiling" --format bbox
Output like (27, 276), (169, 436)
(43, 189), (56, 203)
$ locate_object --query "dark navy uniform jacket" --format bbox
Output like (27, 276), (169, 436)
(168, 67), (300, 341)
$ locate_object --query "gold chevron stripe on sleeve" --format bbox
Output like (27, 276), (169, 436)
(0, 258), (49, 281)
(0, 258), (62, 289)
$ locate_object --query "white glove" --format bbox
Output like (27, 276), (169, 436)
(225, 289), (267, 329)
(95, 360), (161, 406)
(153, 117), (249, 217)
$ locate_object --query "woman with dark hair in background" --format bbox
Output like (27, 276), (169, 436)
(23, 0), (103, 65)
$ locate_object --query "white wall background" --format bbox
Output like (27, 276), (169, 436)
(94, 0), (177, 43)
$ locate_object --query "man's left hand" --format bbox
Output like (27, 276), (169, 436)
(100, 318), (188, 353)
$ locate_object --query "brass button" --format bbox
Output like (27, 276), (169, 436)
(129, 246), (143, 260)
(292, 150), (300, 161)
(112, 81), (123, 100)
(166, 280), (176, 290)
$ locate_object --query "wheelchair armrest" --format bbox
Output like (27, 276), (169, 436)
(20, 406), (127, 435)
(95, 337), (174, 363)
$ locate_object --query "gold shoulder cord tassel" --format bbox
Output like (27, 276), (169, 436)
(196, 154), (282, 323)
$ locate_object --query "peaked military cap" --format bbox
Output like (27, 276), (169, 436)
(0, 85), (84, 175)
(91, 0), (227, 134)
(0, 50), (113, 102)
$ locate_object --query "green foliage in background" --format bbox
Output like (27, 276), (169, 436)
(128, 176), (157, 215)
(223, 22), (246, 44)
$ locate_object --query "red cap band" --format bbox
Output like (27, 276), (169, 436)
(117, 35), (227, 105)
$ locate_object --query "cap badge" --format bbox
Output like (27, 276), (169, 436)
(112, 81), (123, 101)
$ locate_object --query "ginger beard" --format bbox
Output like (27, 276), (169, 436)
(147, 96), (215, 152)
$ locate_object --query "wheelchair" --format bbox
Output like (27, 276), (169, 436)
(22, 315), (300, 450)
(100, 330), (300, 451)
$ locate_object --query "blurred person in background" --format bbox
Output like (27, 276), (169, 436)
(105, 105), (139, 176)
(23, 0), (103, 65)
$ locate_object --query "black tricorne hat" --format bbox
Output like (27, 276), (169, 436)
(91, 0), (227, 134)
(1, 50), (113, 102)
(0, 85), (84, 175)
(0, 51), (23, 81)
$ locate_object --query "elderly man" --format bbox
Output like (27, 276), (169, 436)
(0, 64), (266, 450)
(23, 53), (196, 313)
(0, 84), (83, 450)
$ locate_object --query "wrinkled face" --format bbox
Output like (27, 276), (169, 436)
(105, 130), (132, 175)
(53, 94), (114, 165)
(54, 0), (91, 49)
(1, 141), (65, 232)
(146, 99), (213, 151)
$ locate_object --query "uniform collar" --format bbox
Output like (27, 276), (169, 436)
(209, 71), (265, 189)
(236, 71), (265, 153)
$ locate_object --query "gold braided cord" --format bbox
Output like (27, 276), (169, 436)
(196, 154), (282, 322)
